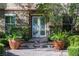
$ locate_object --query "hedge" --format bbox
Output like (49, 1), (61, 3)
(68, 46), (79, 56)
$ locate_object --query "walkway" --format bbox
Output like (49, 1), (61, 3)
(6, 48), (68, 56)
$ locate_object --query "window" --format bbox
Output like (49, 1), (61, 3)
(5, 14), (16, 34)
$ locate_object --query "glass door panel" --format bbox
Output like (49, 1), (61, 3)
(40, 16), (46, 36)
(32, 16), (46, 37)
(32, 16), (39, 37)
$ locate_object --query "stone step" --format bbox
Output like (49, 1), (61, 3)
(20, 42), (52, 49)
(29, 37), (48, 43)
(20, 37), (50, 48)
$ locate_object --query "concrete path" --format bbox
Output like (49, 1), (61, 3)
(6, 48), (68, 56)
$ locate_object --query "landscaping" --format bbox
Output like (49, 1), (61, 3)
(0, 3), (79, 56)
(68, 35), (79, 56)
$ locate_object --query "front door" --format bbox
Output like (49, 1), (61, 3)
(32, 16), (46, 37)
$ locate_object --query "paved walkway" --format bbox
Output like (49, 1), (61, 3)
(6, 38), (68, 56)
(6, 48), (68, 56)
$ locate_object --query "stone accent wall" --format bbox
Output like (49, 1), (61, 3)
(0, 3), (36, 33)
(0, 10), (5, 32)
(7, 10), (29, 26)
(0, 10), (30, 32)
(0, 3), (51, 38)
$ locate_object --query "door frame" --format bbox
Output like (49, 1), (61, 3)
(31, 15), (46, 38)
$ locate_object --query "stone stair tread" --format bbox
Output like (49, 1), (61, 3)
(20, 37), (50, 48)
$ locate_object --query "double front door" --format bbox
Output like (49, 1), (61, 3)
(32, 16), (46, 37)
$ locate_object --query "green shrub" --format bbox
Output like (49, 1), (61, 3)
(10, 27), (31, 41)
(0, 39), (9, 47)
(22, 34), (31, 41)
(68, 46), (79, 56)
(68, 35), (79, 56)
(10, 27), (23, 38)
(48, 34), (53, 41)
(68, 35), (79, 46)
(0, 43), (5, 56)
(22, 27), (31, 41)
(64, 38), (70, 49)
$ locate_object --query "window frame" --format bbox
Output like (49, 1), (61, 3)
(5, 14), (16, 34)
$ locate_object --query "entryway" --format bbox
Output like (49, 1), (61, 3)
(30, 16), (47, 48)
(32, 16), (46, 38)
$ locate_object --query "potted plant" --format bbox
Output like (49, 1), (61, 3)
(50, 32), (68, 50)
(6, 33), (21, 50)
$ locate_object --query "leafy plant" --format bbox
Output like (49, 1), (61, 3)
(68, 46), (79, 56)
(68, 35), (79, 47)
(10, 27), (23, 38)
(50, 32), (68, 41)
(68, 35), (79, 56)
(22, 27), (31, 41)
(10, 27), (31, 41)
(48, 34), (53, 41)
(0, 43), (5, 56)
(0, 38), (9, 47)
(5, 33), (17, 41)
(36, 4), (77, 33)
(68, 35), (79, 46)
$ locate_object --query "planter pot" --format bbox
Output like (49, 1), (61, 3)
(53, 40), (64, 50)
(8, 39), (21, 50)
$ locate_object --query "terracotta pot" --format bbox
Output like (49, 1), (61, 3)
(8, 39), (21, 50)
(53, 40), (64, 50)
